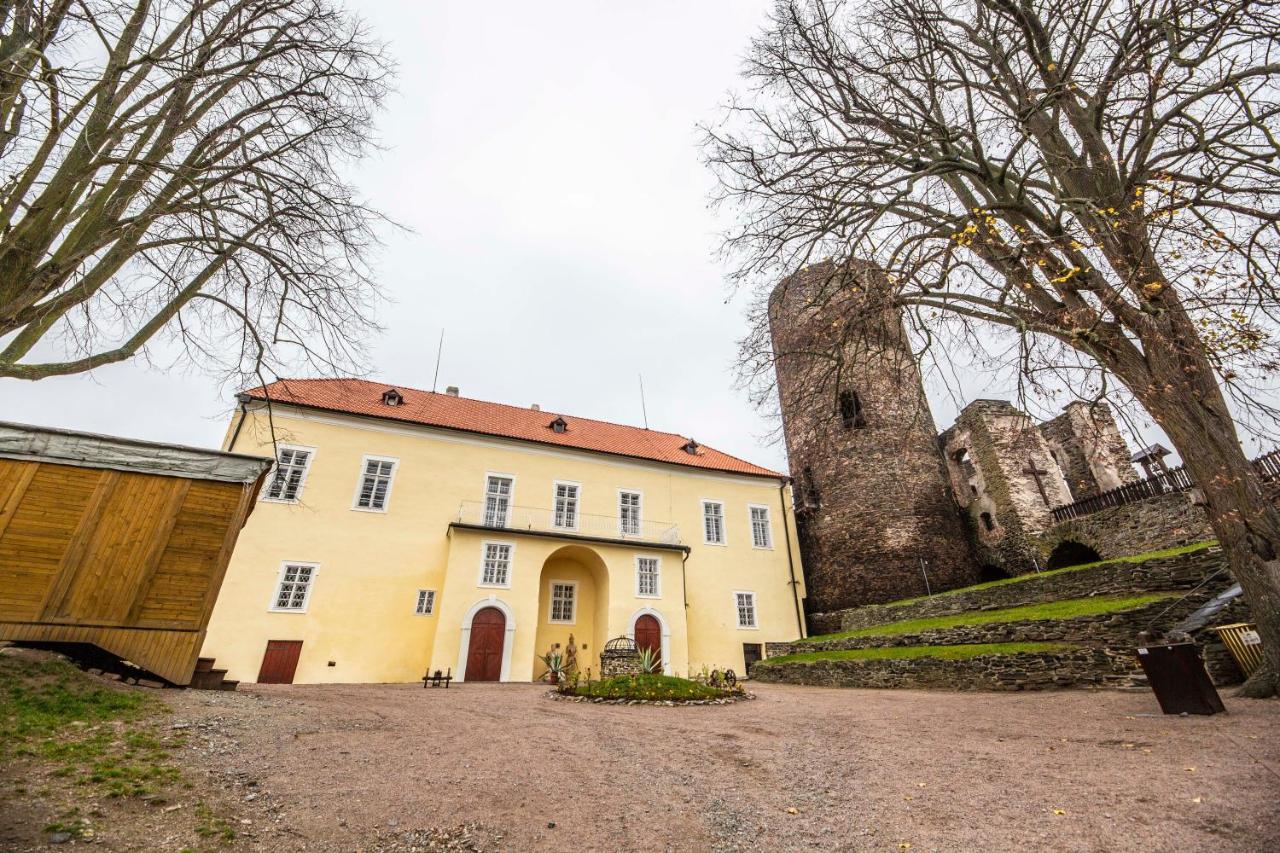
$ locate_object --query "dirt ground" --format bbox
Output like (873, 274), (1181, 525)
(8, 679), (1280, 851)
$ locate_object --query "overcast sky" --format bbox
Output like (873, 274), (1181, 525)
(0, 1), (1230, 470)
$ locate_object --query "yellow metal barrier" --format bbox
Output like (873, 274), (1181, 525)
(1211, 623), (1265, 677)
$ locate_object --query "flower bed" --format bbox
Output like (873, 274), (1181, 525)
(550, 673), (752, 705)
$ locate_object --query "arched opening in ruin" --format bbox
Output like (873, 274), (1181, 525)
(979, 564), (1010, 583)
(1046, 540), (1102, 570)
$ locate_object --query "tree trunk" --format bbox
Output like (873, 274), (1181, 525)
(1134, 355), (1280, 698)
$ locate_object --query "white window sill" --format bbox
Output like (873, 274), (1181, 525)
(260, 497), (301, 505)
(702, 540), (728, 547)
(736, 624), (759, 630)
(350, 505), (389, 514)
(635, 593), (661, 600)
(548, 619), (576, 626)
(268, 607), (309, 614)
(478, 581), (512, 590)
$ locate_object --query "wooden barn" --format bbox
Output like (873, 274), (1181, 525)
(0, 421), (271, 685)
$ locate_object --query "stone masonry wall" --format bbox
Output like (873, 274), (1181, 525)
(1038, 402), (1139, 501)
(753, 648), (1141, 691)
(776, 596), (1216, 655)
(941, 400), (1072, 574)
(807, 547), (1228, 635)
(1039, 491), (1214, 564)
(769, 261), (977, 610)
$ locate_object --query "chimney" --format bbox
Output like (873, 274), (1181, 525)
(445, 386), (459, 397)
(531, 404), (541, 411)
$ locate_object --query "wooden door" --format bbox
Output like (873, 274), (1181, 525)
(465, 607), (506, 681)
(635, 614), (661, 658)
(257, 640), (303, 684)
(743, 643), (763, 677)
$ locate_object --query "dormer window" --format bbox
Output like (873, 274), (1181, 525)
(681, 439), (700, 455)
(381, 388), (403, 407)
(549, 416), (568, 434)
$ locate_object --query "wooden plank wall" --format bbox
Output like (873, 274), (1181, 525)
(0, 458), (260, 684)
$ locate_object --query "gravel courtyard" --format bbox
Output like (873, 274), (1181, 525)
(154, 681), (1280, 852)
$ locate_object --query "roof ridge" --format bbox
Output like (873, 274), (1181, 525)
(245, 377), (784, 478)
(255, 377), (696, 441)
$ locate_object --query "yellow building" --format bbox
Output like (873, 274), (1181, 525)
(202, 379), (806, 684)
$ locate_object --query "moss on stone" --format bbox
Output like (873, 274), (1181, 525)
(801, 592), (1178, 643)
(758, 642), (1077, 667)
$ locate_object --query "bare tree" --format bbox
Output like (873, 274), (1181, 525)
(0, 0), (392, 383)
(705, 0), (1280, 695)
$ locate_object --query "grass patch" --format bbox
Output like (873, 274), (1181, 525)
(880, 541), (1217, 609)
(0, 656), (156, 755)
(758, 642), (1077, 667)
(1, 654), (180, 799)
(194, 802), (237, 843)
(564, 673), (728, 701)
(802, 593), (1176, 643)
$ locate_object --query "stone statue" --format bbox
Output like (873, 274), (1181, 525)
(565, 633), (579, 674)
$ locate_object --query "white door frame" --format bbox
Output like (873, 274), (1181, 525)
(627, 607), (672, 675)
(458, 596), (517, 682)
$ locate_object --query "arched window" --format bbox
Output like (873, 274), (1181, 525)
(839, 390), (866, 429)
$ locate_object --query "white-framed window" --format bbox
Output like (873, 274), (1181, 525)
(548, 581), (577, 623)
(735, 591), (758, 629)
(749, 505), (773, 549)
(353, 455), (397, 511)
(635, 555), (661, 598)
(479, 541), (514, 587)
(553, 481), (580, 529)
(483, 474), (513, 527)
(270, 562), (318, 612)
(619, 490), (642, 536)
(263, 445), (314, 502)
(414, 589), (436, 615)
(702, 500), (726, 544)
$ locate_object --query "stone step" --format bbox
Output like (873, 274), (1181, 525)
(189, 667), (229, 690)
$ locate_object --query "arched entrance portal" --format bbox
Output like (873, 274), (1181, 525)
(1047, 540), (1102, 570)
(634, 614), (661, 657)
(534, 545), (609, 680)
(465, 607), (506, 681)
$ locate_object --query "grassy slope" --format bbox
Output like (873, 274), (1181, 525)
(878, 541), (1217, 610)
(802, 592), (1177, 644)
(758, 642), (1077, 667)
(567, 673), (726, 701)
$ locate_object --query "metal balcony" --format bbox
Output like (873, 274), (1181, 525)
(454, 500), (681, 546)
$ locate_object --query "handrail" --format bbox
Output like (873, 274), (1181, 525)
(1050, 448), (1280, 522)
(455, 500), (681, 545)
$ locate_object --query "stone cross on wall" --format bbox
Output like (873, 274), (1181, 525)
(1023, 459), (1052, 506)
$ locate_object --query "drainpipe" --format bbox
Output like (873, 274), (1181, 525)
(226, 393), (252, 452)
(778, 479), (806, 639)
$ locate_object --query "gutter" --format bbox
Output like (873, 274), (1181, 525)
(226, 393), (252, 453)
(779, 479), (806, 639)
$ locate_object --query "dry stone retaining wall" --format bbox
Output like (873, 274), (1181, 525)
(807, 547), (1227, 636)
(753, 648), (1141, 691)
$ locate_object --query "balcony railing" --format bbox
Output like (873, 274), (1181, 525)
(454, 500), (681, 545)
(1050, 447), (1280, 522)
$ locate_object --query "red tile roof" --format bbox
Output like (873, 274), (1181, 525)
(244, 378), (784, 479)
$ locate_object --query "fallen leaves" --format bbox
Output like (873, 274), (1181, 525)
(1053, 808), (1067, 816)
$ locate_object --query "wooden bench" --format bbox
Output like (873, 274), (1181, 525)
(422, 668), (452, 688)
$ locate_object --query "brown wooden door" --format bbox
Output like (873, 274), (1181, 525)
(465, 607), (506, 681)
(257, 640), (303, 684)
(635, 614), (661, 658)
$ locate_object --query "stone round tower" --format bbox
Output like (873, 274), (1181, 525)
(768, 260), (976, 615)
